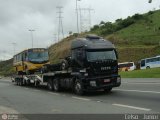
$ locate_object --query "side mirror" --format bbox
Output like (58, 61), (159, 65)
(115, 50), (118, 59)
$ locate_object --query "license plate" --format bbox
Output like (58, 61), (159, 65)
(104, 79), (110, 83)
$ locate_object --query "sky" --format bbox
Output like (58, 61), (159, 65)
(0, 0), (160, 60)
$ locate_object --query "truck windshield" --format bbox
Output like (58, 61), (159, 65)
(86, 50), (117, 61)
(28, 51), (49, 62)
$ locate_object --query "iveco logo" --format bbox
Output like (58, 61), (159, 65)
(101, 67), (111, 70)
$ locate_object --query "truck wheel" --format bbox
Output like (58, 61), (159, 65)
(104, 88), (112, 92)
(74, 79), (84, 95)
(53, 78), (61, 92)
(47, 80), (54, 91)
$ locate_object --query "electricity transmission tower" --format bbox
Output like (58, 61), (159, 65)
(53, 34), (57, 43)
(56, 6), (64, 42)
(79, 7), (94, 32)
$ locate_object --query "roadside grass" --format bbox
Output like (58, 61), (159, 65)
(119, 68), (160, 78)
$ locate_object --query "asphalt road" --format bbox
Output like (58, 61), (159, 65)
(0, 78), (160, 116)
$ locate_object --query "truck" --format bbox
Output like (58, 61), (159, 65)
(12, 35), (121, 95)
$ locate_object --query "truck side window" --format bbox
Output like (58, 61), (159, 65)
(76, 48), (85, 60)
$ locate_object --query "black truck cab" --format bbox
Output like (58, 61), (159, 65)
(71, 35), (118, 74)
(69, 35), (121, 92)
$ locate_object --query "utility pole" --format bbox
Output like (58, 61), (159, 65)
(57, 6), (64, 42)
(88, 8), (94, 29)
(28, 29), (35, 48)
(76, 0), (81, 34)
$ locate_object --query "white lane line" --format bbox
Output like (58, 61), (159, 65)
(114, 89), (160, 94)
(48, 92), (60, 96)
(112, 104), (151, 111)
(72, 96), (91, 101)
(122, 82), (160, 85)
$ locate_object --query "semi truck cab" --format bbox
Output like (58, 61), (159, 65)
(63, 35), (121, 93)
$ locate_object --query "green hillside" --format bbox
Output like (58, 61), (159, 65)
(0, 10), (160, 76)
(0, 59), (14, 76)
(49, 10), (160, 64)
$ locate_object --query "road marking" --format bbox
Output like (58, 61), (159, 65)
(122, 82), (160, 85)
(114, 89), (160, 94)
(72, 96), (90, 101)
(112, 104), (151, 111)
(48, 92), (60, 96)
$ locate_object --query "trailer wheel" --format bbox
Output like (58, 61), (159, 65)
(19, 80), (23, 86)
(53, 78), (61, 92)
(104, 88), (112, 92)
(15, 80), (18, 85)
(74, 79), (84, 95)
(47, 79), (54, 91)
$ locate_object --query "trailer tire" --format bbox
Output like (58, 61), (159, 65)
(53, 78), (61, 92)
(15, 80), (18, 85)
(17, 80), (20, 86)
(47, 79), (54, 91)
(19, 80), (23, 86)
(74, 79), (84, 95)
(26, 80), (31, 85)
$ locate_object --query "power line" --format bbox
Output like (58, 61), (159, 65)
(79, 7), (94, 32)
(53, 34), (57, 43)
(56, 6), (64, 42)
(28, 29), (35, 48)
(76, 0), (81, 34)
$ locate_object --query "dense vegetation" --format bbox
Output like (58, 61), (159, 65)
(0, 59), (14, 76)
(1, 10), (160, 77)
(49, 10), (160, 64)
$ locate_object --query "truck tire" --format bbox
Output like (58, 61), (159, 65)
(47, 79), (54, 91)
(53, 78), (61, 92)
(104, 88), (112, 92)
(74, 79), (84, 95)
